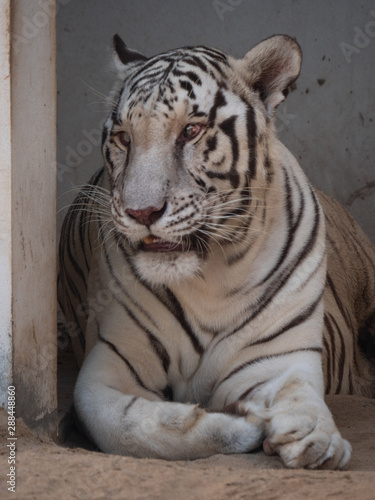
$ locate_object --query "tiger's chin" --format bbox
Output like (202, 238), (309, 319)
(133, 250), (203, 286)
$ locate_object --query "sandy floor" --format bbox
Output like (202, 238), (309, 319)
(1, 395), (375, 499)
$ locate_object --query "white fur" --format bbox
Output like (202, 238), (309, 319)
(133, 251), (203, 286)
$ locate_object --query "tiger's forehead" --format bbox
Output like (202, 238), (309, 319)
(116, 46), (231, 123)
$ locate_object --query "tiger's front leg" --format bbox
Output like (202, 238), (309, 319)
(74, 342), (264, 459)
(215, 351), (352, 469)
(262, 379), (352, 469)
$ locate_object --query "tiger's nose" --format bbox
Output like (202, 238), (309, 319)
(125, 203), (167, 226)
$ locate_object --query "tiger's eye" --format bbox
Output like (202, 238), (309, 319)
(182, 124), (202, 140)
(118, 131), (131, 147)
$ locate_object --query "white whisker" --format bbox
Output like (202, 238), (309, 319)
(76, 75), (117, 108)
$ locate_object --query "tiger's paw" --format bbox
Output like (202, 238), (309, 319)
(264, 409), (352, 469)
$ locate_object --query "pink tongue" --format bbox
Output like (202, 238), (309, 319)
(142, 240), (184, 252)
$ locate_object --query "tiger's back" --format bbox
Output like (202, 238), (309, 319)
(318, 191), (375, 396)
(58, 34), (375, 469)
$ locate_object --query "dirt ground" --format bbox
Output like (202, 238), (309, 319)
(1, 395), (375, 500)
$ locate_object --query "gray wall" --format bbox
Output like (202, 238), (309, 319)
(57, 0), (375, 242)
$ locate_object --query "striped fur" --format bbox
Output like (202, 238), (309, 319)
(58, 35), (375, 469)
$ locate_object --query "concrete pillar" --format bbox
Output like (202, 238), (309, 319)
(0, 0), (57, 436)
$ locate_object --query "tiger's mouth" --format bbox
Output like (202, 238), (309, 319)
(139, 233), (208, 254)
(140, 235), (187, 253)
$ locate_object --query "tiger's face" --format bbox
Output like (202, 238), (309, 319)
(101, 36), (301, 285)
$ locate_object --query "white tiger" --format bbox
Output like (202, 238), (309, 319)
(58, 34), (375, 469)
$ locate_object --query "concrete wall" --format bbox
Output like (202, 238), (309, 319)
(0, 0), (57, 434)
(57, 0), (375, 242)
(0, 0), (13, 408)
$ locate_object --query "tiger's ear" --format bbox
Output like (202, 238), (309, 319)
(237, 35), (302, 115)
(113, 34), (148, 70)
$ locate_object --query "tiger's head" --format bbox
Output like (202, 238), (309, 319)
(101, 35), (302, 286)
